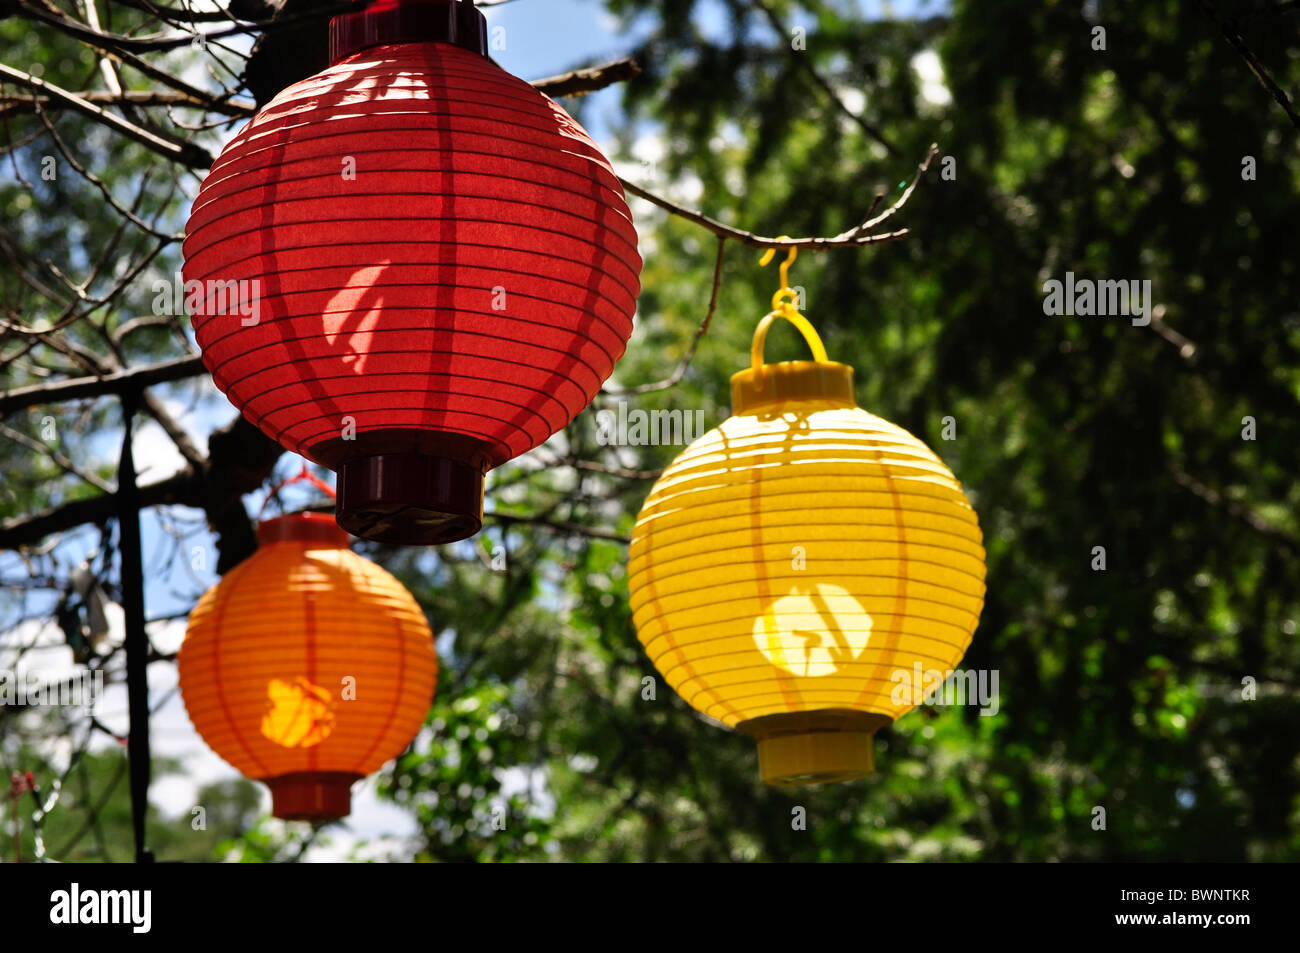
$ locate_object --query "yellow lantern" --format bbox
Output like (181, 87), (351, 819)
(627, 258), (986, 785)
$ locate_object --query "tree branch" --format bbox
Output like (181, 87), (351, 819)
(0, 356), (205, 417)
(0, 469), (196, 551)
(0, 412), (281, 571)
(0, 88), (256, 120)
(1171, 467), (1300, 554)
(14, 0), (352, 54)
(0, 64), (213, 168)
(603, 235), (726, 396)
(618, 143), (937, 250)
(487, 513), (630, 544)
(531, 58), (642, 98)
(14, 3), (252, 118)
(750, 0), (899, 155)
(1197, 0), (1300, 131)
(0, 421), (114, 493)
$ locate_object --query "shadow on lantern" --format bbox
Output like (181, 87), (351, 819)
(740, 591), (893, 787)
(721, 406), (897, 787)
(752, 582), (873, 679)
(262, 676), (337, 749)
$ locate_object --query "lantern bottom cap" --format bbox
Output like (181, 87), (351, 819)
(336, 451), (484, 545)
(738, 710), (892, 786)
(266, 771), (361, 822)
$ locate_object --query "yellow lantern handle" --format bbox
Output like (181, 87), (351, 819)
(731, 237), (851, 414)
(750, 307), (829, 371)
(755, 237), (830, 370)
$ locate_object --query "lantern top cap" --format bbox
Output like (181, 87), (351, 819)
(730, 297), (857, 415)
(257, 512), (352, 547)
(329, 0), (488, 64)
(731, 360), (856, 415)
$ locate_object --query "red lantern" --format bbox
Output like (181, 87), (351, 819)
(182, 0), (641, 545)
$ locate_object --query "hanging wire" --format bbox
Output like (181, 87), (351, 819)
(257, 462), (337, 520)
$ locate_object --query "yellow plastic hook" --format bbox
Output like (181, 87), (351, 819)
(759, 236), (800, 314)
(732, 234), (854, 413)
(751, 235), (828, 370)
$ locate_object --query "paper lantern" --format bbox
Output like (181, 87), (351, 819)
(178, 513), (437, 820)
(627, 305), (986, 785)
(182, 0), (641, 545)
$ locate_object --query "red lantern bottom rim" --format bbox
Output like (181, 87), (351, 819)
(335, 450), (485, 545)
(266, 771), (362, 822)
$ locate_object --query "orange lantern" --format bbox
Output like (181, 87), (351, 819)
(178, 512), (437, 821)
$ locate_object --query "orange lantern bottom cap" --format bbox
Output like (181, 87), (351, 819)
(266, 771), (362, 822)
(737, 710), (893, 786)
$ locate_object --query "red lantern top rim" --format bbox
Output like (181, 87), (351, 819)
(329, 0), (489, 64)
(257, 512), (352, 547)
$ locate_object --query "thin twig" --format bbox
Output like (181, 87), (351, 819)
(0, 64), (212, 167)
(604, 236), (727, 395)
(532, 58), (642, 98)
(750, 0), (899, 155)
(0, 422), (115, 493)
(1197, 0), (1300, 130)
(618, 143), (937, 250)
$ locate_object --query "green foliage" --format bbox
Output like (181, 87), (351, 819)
(0, 742), (262, 862)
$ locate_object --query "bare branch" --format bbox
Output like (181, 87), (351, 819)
(1171, 467), (1300, 554)
(14, 0), (348, 54)
(1197, 0), (1300, 131)
(16, 4), (251, 118)
(487, 512), (630, 544)
(750, 0), (899, 155)
(531, 58), (642, 98)
(0, 356), (206, 417)
(0, 87), (257, 121)
(618, 143), (937, 250)
(568, 459), (665, 481)
(0, 468), (195, 551)
(0, 422), (114, 493)
(0, 413), (281, 571)
(103, 0), (259, 24)
(603, 236), (727, 395)
(0, 64), (213, 168)
(28, 101), (184, 241)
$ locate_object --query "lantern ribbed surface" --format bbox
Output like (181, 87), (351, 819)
(178, 514), (437, 820)
(182, 37), (640, 544)
(627, 311), (986, 785)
